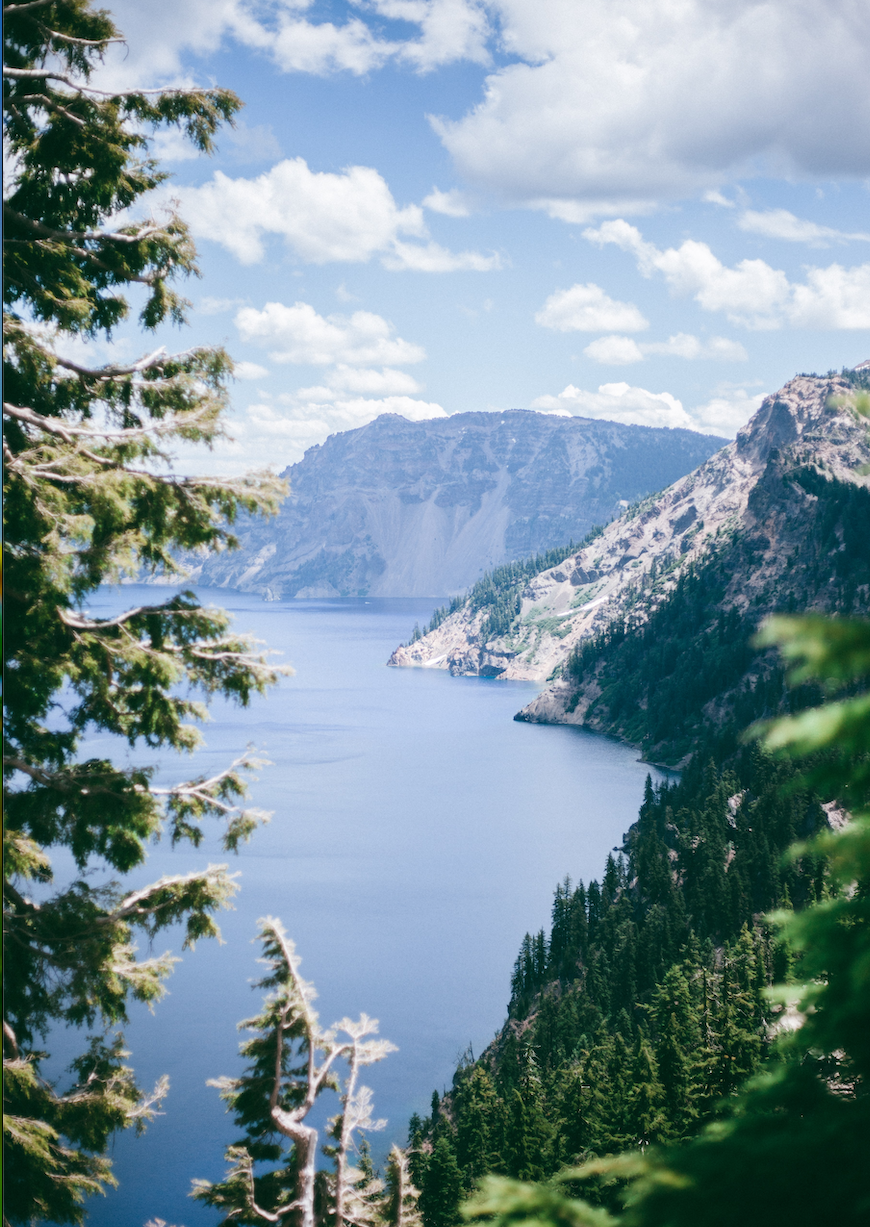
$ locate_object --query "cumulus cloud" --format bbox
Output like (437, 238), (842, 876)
(423, 187), (472, 217)
(383, 240), (501, 272)
(737, 209), (870, 245)
(296, 365), (424, 399)
(531, 378), (759, 436)
(235, 301), (427, 366)
(583, 333), (748, 364)
(585, 220), (870, 330)
(690, 388), (765, 437)
(535, 283), (648, 332)
(177, 158), (423, 265)
(100, 0), (490, 87)
(174, 157), (497, 270)
(531, 382), (696, 430)
(434, 0), (870, 212)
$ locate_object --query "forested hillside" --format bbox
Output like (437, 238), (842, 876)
(406, 722), (831, 1220)
(558, 463), (870, 763)
(400, 378), (870, 1226)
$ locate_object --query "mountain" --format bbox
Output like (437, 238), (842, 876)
(389, 370), (870, 761)
(188, 411), (725, 599)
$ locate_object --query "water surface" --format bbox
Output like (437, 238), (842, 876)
(57, 588), (667, 1226)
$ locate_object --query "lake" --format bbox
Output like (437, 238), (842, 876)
(55, 587), (669, 1226)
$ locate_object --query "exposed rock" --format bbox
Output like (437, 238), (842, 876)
(388, 373), (870, 717)
(189, 410), (724, 598)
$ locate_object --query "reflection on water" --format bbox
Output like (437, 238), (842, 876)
(59, 587), (668, 1227)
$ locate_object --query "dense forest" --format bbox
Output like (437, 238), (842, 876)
(560, 465), (870, 764)
(405, 731), (827, 1221)
(401, 432), (870, 1225)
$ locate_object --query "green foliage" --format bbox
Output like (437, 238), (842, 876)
(2, 4), (287, 1221)
(452, 614), (870, 1227)
(562, 467), (870, 762)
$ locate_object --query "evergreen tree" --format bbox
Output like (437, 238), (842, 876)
(419, 1135), (463, 1227)
(463, 605), (870, 1226)
(2, 4), (285, 1221)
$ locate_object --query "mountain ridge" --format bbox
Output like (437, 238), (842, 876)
(388, 370), (870, 759)
(184, 410), (725, 599)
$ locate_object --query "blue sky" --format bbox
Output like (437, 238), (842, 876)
(88, 0), (870, 472)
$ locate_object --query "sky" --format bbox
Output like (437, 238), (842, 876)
(83, 0), (870, 473)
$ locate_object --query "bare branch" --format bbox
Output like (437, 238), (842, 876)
(42, 27), (126, 49)
(3, 401), (216, 445)
(2, 66), (231, 100)
(57, 603), (198, 631)
(4, 205), (171, 246)
(3, 0), (56, 13)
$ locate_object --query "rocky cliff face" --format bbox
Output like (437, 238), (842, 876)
(188, 411), (724, 598)
(388, 372), (870, 728)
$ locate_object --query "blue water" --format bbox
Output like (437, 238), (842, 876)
(49, 587), (667, 1226)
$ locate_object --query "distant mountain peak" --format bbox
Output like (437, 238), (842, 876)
(190, 409), (725, 600)
(388, 371), (870, 759)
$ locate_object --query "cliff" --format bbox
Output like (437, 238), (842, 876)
(388, 370), (870, 754)
(185, 410), (724, 598)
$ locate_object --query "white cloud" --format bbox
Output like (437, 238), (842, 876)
(370, 0), (491, 71)
(690, 388), (765, 437)
(296, 365), (424, 399)
(177, 158), (425, 265)
(531, 382), (696, 430)
(535, 283), (648, 332)
(789, 263), (870, 329)
(583, 335), (645, 364)
(383, 239), (501, 272)
(242, 394), (447, 465)
(704, 190), (736, 209)
(235, 301), (427, 366)
(423, 187), (472, 217)
(433, 0), (870, 212)
(233, 361), (270, 381)
(738, 209), (870, 245)
(585, 220), (870, 330)
(584, 333), (748, 364)
(252, 14), (399, 75)
(174, 157), (497, 271)
(530, 378), (758, 436)
(100, 0), (491, 88)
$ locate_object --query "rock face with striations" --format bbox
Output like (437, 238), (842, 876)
(388, 371), (870, 711)
(192, 410), (725, 598)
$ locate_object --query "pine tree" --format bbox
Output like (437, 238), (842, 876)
(419, 1135), (463, 1227)
(460, 603), (870, 1226)
(2, 3), (285, 1221)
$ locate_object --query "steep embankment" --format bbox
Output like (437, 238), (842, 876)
(187, 410), (722, 598)
(389, 371), (870, 759)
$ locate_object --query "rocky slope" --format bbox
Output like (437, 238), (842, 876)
(388, 371), (870, 738)
(187, 411), (724, 598)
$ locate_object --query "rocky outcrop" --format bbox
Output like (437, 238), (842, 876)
(186, 410), (724, 598)
(388, 372), (870, 714)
